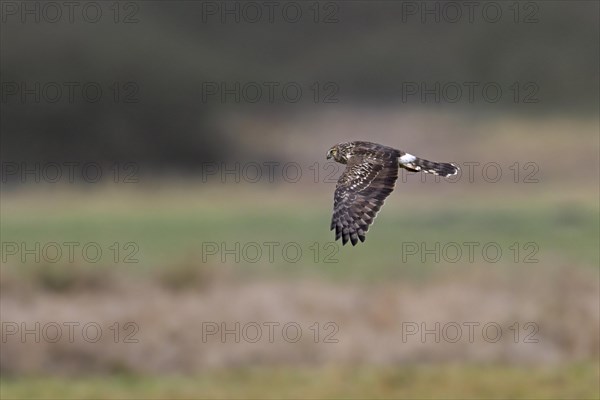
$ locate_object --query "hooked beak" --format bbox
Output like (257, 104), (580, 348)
(326, 149), (333, 160)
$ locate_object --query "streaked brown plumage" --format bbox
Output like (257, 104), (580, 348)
(326, 141), (458, 246)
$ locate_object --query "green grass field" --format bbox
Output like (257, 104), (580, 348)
(2, 364), (598, 399)
(2, 186), (598, 279)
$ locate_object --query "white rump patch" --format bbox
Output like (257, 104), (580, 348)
(400, 153), (417, 163)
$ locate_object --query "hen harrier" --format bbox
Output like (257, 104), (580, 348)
(327, 141), (458, 246)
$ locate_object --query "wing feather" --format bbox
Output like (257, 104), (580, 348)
(330, 146), (399, 246)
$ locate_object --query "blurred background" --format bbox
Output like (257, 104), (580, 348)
(1, 1), (598, 398)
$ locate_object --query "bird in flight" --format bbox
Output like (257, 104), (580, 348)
(326, 141), (458, 246)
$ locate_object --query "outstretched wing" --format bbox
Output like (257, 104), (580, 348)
(331, 150), (399, 246)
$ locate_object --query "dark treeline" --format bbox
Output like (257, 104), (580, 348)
(1, 1), (598, 168)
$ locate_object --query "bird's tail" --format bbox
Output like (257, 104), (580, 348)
(399, 153), (459, 177)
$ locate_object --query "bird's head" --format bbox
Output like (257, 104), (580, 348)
(326, 143), (351, 164)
